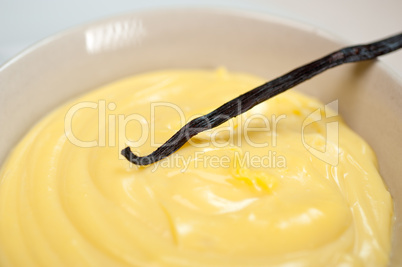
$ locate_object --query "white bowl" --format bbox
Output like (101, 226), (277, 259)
(0, 7), (401, 265)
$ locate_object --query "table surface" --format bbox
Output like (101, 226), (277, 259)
(1, 0), (401, 78)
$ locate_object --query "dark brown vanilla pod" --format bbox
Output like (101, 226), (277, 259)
(122, 32), (402, 166)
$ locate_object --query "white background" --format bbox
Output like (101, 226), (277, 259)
(1, 0), (402, 77)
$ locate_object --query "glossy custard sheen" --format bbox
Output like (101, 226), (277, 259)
(0, 69), (393, 266)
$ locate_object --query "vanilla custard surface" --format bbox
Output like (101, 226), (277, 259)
(0, 69), (393, 266)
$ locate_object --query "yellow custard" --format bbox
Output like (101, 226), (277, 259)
(0, 69), (393, 266)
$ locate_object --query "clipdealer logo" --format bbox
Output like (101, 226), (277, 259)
(63, 99), (339, 168)
(301, 100), (339, 166)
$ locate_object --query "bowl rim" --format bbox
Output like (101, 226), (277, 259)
(1, 6), (401, 85)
